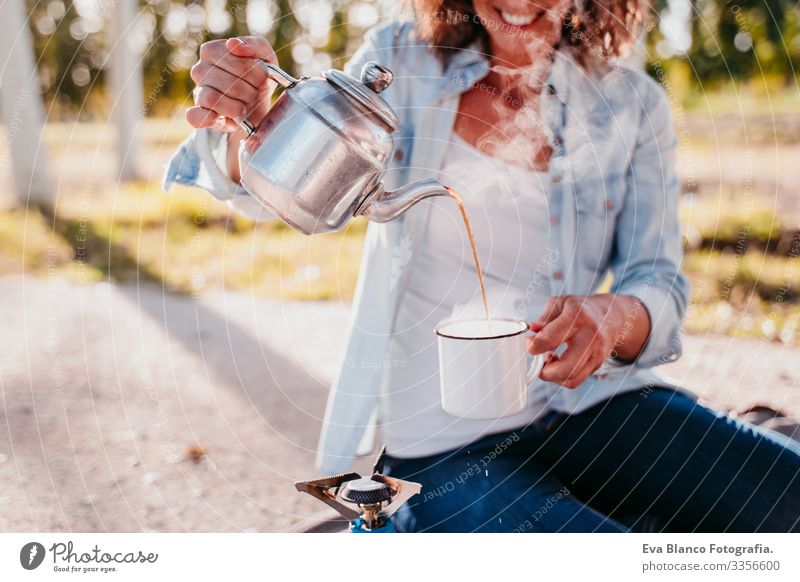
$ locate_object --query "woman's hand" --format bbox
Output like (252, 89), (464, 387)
(187, 36), (276, 132)
(186, 36), (278, 181)
(526, 294), (651, 389)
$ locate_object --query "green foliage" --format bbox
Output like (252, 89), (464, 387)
(681, 192), (786, 252)
(649, 0), (800, 88)
(26, 0), (365, 116)
(24, 1), (800, 114)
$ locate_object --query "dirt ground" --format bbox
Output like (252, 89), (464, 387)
(1, 275), (799, 532)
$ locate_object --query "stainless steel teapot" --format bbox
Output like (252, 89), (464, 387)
(224, 60), (451, 235)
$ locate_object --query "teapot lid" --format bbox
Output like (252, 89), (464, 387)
(323, 62), (399, 131)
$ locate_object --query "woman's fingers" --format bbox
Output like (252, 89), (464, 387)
(190, 61), (261, 106)
(199, 39), (272, 90)
(193, 86), (247, 121)
(529, 295), (567, 332)
(539, 330), (602, 388)
(542, 356), (597, 389)
(189, 36), (278, 135)
(527, 294), (618, 388)
(185, 106), (239, 132)
(226, 36), (277, 64)
(527, 304), (582, 354)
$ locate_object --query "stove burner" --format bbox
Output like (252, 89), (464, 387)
(340, 478), (393, 505)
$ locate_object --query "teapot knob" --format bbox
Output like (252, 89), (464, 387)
(360, 61), (393, 93)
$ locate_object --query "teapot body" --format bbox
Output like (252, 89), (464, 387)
(238, 74), (394, 234)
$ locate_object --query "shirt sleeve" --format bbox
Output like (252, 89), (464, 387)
(161, 117), (276, 222)
(608, 79), (690, 369)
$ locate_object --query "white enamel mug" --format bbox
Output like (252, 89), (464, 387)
(435, 318), (545, 419)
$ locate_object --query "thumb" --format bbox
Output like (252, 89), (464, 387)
(226, 36), (276, 62)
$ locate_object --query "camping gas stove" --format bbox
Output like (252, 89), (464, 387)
(295, 447), (421, 533)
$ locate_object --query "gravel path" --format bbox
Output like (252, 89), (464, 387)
(1, 275), (798, 532)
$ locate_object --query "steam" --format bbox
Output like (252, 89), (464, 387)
(474, 3), (568, 173)
(448, 289), (527, 322)
(444, 2), (577, 325)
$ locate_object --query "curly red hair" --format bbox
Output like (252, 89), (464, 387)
(410, 0), (647, 67)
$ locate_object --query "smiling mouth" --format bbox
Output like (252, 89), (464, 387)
(494, 7), (546, 28)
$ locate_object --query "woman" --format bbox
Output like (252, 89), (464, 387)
(164, 0), (800, 532)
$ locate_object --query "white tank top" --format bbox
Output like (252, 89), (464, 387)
(380, 133), (555, 458)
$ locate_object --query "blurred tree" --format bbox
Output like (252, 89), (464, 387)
(649, 0), (800, 87)
(270, 0), (299, 75)
(325, 5), (351, 69)
(26, 0), (101, 117)
(20, 0), (800, 116)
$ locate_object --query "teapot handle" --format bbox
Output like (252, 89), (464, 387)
(201, 61), (297, 191)
(237, 61), (298, 136)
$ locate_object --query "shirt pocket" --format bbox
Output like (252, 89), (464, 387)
(571, 174), (626, 275)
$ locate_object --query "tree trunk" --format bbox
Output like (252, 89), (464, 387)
(0, 0), (53, 207)
(110, 0), (143, 181)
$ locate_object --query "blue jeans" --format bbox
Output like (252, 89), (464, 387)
(383, 387), (800, 532)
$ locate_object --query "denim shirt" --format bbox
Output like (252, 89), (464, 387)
(163, 21), (691, 475)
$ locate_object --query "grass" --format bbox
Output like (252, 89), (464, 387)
(678, 193), (800, 343)
(2, 109), (798, 343)
(680, 191), (789, 251)
(1, 182), (366, 301)
(2, 181), (798, 344)
(682, 250), (800, 340)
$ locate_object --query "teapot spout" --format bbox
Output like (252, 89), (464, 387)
(356, 178), (451, 223)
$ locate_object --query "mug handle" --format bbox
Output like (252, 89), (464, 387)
(237, 62), (298, 136)
(527, 353), (546, 385)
